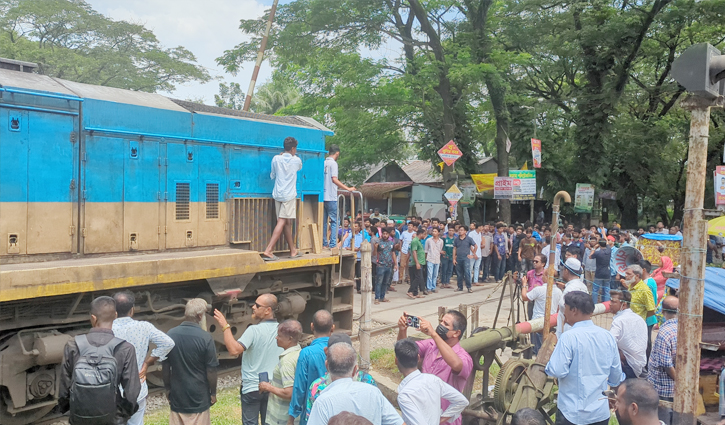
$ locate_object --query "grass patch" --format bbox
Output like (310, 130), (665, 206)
(144, 386), (241, 425)
(370, 347), (401, 381)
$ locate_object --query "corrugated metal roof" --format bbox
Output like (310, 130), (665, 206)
(401, 160), (442, 184)
(172, 99), (317, 128)
(359, 182), (414, 199)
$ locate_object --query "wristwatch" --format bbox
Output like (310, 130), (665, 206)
(222, 324), (231, 332)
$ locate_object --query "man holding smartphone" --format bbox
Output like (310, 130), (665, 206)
(213, 294), (282, 425)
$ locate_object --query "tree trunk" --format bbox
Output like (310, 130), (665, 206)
(487, 74), (511, 224)
(617, 188), (639, 229)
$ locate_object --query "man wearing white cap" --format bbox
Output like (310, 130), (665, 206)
(555, 258), (589, 339)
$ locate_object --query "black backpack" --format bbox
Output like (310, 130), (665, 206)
(69, 334), (124, 425)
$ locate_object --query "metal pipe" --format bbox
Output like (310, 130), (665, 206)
(0, 103), (79, 116)
(543, 190), (570, 342)
(83, 126), (327, 154)
(0, 86), (84, 102)
(243, 0), (279, 112)
(674, 96), (719, 425)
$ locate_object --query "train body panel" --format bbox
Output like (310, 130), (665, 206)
(0, 65), (352, 424)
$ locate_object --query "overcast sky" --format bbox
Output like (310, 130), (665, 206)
(86, 0), (281, 104)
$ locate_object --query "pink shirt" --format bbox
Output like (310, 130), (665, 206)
(416, 338), (473, 425)
(527, 269), (546, 289)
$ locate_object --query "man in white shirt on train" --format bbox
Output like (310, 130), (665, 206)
(323, 145), (355, 250)
(263, 137), (303, 261)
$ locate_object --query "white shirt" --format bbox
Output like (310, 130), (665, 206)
(527, 285), (562, 320)
(270, 153), (302, 202)
(555, 278), (589, 338)
(541, 245), (561, 271)
(481, 233), (493, 257)
(309, 378), (403, 425)
(401, 230), (415, 254)
(397, 370), (469, 425)
(323, 157), (339, 202)
(610, 308), (648, 376)
(112, 317), (175, 400)
(468, 230), (482, 257)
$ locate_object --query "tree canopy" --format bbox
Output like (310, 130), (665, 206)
(221, 0), (725, 226)
(0, 0), (210, 92)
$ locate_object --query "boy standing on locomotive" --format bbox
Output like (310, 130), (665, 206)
(263, 137), (303, 261)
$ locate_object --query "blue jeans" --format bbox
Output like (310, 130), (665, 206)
(456, 258), (471, 290)
(469, 257), (482, 283)
(440, 257), (454, 284)
(592, 278), (610, 304)
(323, 201), (338, 248)
(376, 266), (392, 300)
(481, 255), (492, 280)
(494, 254), (507, 281)
(531, 332), (543, 355)
(426, 262), (440, 291)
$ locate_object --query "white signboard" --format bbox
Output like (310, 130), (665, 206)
(494, 177), (514, 200)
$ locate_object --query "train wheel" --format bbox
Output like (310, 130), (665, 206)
(0, 390), (55, 425)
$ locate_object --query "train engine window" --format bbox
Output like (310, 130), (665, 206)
(175, 182), (190, 220)
(206, 183), (219, 219)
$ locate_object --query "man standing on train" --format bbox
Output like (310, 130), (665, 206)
(263, 137), (303, 261)
(323, 144), (355, 249)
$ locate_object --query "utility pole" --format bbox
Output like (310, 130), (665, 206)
(359, 240), (373, 371)
(243, 0), (279, 112)
(670, 43), (725, 425)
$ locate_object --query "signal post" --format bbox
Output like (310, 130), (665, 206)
(671, 44), (725, 425)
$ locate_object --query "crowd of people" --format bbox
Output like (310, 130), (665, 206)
(57, 274), (681, 425)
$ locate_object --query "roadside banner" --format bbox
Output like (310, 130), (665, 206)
(470, 173), (497, 193)
(437, 140), (463, 166)
(531, 138), (542, 168)
(716, 166), (725, 206)
(445, 184), (464, 204)
(459, 179), (477, 207)
(494, 177), (514, 199)
(574, 184), (595, 213)
(509, 170), (536, 200)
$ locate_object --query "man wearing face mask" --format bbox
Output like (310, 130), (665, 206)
(397, 310), (473, 425)
(555, 258), (589, 339)
(619, 265), (655, 322)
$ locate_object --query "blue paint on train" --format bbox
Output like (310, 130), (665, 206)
(0, 73), (329, 206)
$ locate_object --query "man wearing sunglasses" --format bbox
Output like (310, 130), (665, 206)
(214, 294), (283, 425)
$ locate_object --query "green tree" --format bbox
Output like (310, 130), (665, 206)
(215, 82), (246, 110)
(251, 73), (301, 114)
(0, 0), (210, 92)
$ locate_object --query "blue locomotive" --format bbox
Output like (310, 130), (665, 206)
(0, 59), (355, 424)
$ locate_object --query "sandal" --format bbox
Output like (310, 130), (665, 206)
(262, 254), (279, 261)
(416, 295), (424, 298)
(381, 298), (391, 302)
(468, 288), (473, 293)
(374, 300), (380, 305)
(407, 293), (416, 299)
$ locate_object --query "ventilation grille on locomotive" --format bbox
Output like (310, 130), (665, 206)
(176, 183), (190, 220)
(206, 183), (219, 219)
(230, 198), (297, 252)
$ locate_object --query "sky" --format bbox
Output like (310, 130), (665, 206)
(86, 0), (282, 104)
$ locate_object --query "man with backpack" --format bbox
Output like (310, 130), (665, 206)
(59, 296), (140, 425)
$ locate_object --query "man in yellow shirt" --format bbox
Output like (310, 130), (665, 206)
(621, 265), (656, 321)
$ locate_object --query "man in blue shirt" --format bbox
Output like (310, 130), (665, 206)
(287, 310), (334, 425)
(546, 291), (624, 425)
(493, 224), (508, 282)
